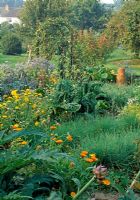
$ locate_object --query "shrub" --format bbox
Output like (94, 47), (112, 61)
(1, 34), (22, 55)
(121, 103), (140, 121)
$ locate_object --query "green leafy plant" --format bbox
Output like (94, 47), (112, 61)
(1, 34), (22, 55)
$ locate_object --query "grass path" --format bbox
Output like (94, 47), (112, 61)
(0, 53), (27, 65)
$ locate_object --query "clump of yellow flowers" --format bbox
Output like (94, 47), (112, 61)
(0, 89), (51, 132)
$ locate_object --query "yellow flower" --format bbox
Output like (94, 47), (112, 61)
(14, 127), (23, 131)
(70, 192), (76, 198)
(2, 115), (8, 119)
(15, 106), (20, 110)
(35, 121), (39, 126)
(24, 97), (29, 102)
(20, 141), (28, 145)
(55, 139), (63, 144)
(32, 104), (37, 109)
(24, 89), (31, 95)
(11, 90), (18, 96)
(102, 179), (111, 186)
(11, 90), (19, 99)
(80, 151), (88, 158)
(67, 134), (73, 142)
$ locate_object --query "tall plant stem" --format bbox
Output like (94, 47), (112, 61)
(127, 170), (140, 192)
(73, 176), (96, 200)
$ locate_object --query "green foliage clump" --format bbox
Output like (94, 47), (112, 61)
(121, 103), (140, 121)
(1, 34), (22, 55)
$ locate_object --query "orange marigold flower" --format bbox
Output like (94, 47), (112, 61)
(70, 192), (76, 198)
(90, 154), (98, 162)
(55, 139), (63, 144)
(50, 125), (57, 130)
(67, 134), (73, 142)
(85, 158), (94, 163)
(20, 141), (28, 145)
(12, 124), (23, 131)
(12, 124), (19, 129)
(102, 179), (111, 186)
(14, 127), (23, 131)
(80, 151), (88, 158)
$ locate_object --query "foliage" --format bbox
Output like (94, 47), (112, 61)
(101, 83), (140, 113)
(0, 58), (54, 95)
(20, 0), (72, 38)
(0, 128), (68, 199)
(33, 17), (71, 61)
(71, 0), (109, 30)
(1, 34), (22, 55)
(106, 0), (140, 57)
(0, 101), (108, 199)
(118, 189), (139, 200)
(120, 103), (140, 123)
(57, 114), (140, 169)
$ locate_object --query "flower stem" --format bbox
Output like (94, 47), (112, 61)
(73, 176), (96, 200)
(127, 170), (140, 192)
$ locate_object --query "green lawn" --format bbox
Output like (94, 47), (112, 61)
(105, 49), (140, 75)
(0, 53), (27, 65)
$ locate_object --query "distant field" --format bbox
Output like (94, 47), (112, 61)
(0, 53), (27, 65)
(105, 49), (140, 75)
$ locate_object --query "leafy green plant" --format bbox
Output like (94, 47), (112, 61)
(1, 34), (22, 55)
(0, 129), (67, 199)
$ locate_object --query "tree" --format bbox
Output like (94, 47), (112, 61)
(32, 17), (72, 78)
(20, 0), (72, 36)
(106, 0), (140, 57)
(1, 34), (22, 55)
(70, 0), (109, 30)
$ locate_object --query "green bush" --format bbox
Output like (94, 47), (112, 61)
(1, 34), (22, 55)
(57, 115), (140, 168)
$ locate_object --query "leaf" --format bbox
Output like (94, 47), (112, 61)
(48, 191), (63, 200)
(71, 178), (81, 192)
(0, 128), (46, 145)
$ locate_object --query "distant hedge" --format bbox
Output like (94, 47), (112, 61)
(1, 34), (22, 55)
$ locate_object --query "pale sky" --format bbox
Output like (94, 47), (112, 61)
(100, 0), (114, 3)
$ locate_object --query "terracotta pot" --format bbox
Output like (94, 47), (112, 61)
(116, 68), (126, 85)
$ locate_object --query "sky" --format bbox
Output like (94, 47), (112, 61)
(100, 0), (114, 3)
